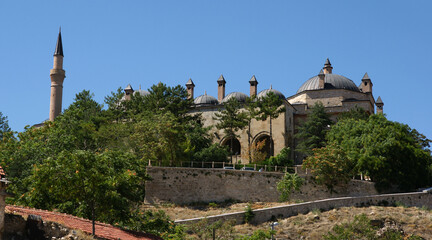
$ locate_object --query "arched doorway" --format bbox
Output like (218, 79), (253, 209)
(221, 137), (241, 156)
(254, 135), (273, 160)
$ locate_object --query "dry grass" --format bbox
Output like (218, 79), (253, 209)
(142, 201), (292, 220)
(235, 206), (432, 239)
(145, 203), (432, 239)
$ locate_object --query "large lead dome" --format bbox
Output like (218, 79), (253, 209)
(296, 74), (360, 94)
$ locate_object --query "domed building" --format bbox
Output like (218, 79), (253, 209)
(124, 59), (384, 164)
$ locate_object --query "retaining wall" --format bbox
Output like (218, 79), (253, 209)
(145, 167), (377, 204)
(175, 191), (432, 225)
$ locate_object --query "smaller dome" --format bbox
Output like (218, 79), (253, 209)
(194, 93), (218, 106)
(134, 89), (150, 97)
(257, 88), (286, 100)
(222, 92), (248, 103)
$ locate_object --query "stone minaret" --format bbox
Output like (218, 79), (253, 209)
(185, 78), (195, 99)
(49, 29), (66, 121)
(323, 58), (333, 74)
(217, 74), (226, 103)
(249, 75), (258, 97)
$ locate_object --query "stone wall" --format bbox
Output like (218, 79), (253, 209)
(144, 167), (378, 205)
(176, 192), (432, 225)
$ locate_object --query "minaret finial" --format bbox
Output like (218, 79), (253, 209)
(54, 28), (64, 56)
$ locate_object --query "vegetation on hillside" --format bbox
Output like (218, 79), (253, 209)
(300, 106), (432, 191)
(0, 84), (226, 236)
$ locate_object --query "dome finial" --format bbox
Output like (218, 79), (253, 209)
(204, 90), (207, 95)
(270, 84), (273, 89)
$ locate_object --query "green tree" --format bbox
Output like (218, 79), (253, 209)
(0, 112), (11, 139)
(214, 97), (248, 162)
(327, 114), (432, 191)
(295, 102), (332, 156)
(22, 150), (147, 236)
(303, 143), (354, 191)
(337, 105), (370, 121)
(256, 91), (285, 157)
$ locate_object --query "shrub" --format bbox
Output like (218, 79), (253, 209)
(276, 173), (304, 201)
(244, 204), (255, 224)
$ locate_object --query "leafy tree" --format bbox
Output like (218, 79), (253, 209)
(326, 114), (432, 191)
(242, 138), (268, 163)
(214, 97), (248, 162)
(337, 105), (370, 121)
(277, 173), (304, 201)
(0, 111), (11, 139)
(302, 143), (354, 191)
(256, 91), (285, 157)
(295, 102), (332, 156)
(21, 150), (147, 235)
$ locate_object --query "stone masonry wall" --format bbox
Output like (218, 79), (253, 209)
(145, 167), (378, 205)
(176, 192), (432, 225)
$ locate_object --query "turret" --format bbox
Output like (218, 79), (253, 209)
(323, 58), (333, 74)
(360, 72), (373, 94)
(376, 96), (384, 114)
(217, 74), (226, 103)
(49, 28), (66, 121)
(185, 78), (195, 99)
(249, 75), (258, 97)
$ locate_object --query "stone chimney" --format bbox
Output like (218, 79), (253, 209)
(360, 72), (373, 93)
(185, 78), (195, 99)
(323, 58), (333, 74)
(249, 75), (258, 97)
(376, 96), (384, 114)
(124, 84), (134, 101)
(318, 69), (325, 89)
(217, 74), (226, 103)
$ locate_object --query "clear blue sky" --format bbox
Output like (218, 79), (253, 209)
(1, 1), (431, 140)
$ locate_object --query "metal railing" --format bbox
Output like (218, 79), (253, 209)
(147, 160), (306, 174)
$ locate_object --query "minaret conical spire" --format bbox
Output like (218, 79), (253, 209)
(54, 27), (64, 56)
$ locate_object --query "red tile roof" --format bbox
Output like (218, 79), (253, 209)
(6, 205), (163, 240)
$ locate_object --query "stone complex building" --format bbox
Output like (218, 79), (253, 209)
(125, 59), (384, 164)
(45, 31), (383, 164)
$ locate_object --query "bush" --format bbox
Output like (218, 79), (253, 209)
(192, 144), (229, 162)
(277, 173), (304, 201)
(266, 147), (293, 167)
